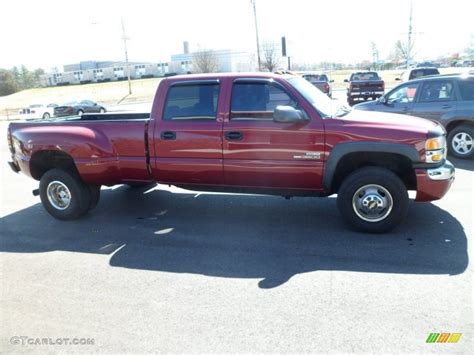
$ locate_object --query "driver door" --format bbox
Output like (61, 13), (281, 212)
(384, 82), (421, 115)
(223, 79), (325, 190)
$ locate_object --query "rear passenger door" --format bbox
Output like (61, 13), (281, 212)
(456, 78), (474, 118)
(411, 79), (457, 121)
(153, 80), (224, 185)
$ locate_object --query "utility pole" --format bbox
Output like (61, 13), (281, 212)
(121, 16), (132, 95)
(251, 0), (261, 71)
(407, 0), (413, 69)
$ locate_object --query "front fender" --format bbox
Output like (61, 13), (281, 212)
(322, 141), (421, 192)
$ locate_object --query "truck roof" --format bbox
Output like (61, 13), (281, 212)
(163, 72), (293, 82)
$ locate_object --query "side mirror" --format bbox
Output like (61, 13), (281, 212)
(344, 79), (349, 83)
(273, 106), (307, 123)
(395, 77), (400, 81)
(93, 102), (98, 106)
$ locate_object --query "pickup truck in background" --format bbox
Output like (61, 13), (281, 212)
(396, 67), (440, 83)
(345, 71), (385, 105)
(300, 72), (333, 97)
(7, 73), (455, 233)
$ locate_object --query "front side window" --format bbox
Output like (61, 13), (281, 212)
(230, 82), (296, 120)
(387, 83), (420, 103)
(163, 83), (219, 120)
(419, 81), (454, 102)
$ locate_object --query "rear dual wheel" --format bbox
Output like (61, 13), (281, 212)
(39, 169), (101, 220)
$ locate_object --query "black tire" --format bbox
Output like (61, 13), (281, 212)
(347, 97), (354, 106)
(447, 125), (474, 159)
(88, 185), (101, 210)
(337, 167), (408, 233)
(77, 110), (84, 116)
(42, 112), (50, 119)
(39, 169), (91, 220)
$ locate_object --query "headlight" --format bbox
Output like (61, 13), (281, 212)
(425, 136), (446, 163)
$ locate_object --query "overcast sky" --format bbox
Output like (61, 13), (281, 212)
(1, 0), (472, 71)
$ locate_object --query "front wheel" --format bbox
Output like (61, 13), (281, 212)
(448, 125), (474, 159)
(337, 167), (408, 233)
(39, 169), (91, 220)
(42, 112), (50, 119)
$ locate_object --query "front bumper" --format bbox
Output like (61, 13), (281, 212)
(415, 160), (455, 201)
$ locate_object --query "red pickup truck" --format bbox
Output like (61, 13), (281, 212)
(7, 72), (455, 233)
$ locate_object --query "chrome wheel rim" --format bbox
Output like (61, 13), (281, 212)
(452, 132), (473, 155)
(352, 184), (393, 222)
(47, 181), (71, 210)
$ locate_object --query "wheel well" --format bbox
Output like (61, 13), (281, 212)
(30, 150), (79, 180)
(330, 152), (416, 193)
(446, 120), (474, 134)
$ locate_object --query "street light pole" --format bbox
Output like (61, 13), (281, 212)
(251, 0), (261, 71)
(121, 16), (132, 95)
(407, 0), (413, 69)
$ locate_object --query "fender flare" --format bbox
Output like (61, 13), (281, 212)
(323, 142), (420, 192)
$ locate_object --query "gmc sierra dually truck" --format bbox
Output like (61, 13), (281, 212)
(7, 73), (455, 233)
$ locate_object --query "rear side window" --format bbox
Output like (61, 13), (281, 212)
(419, 81), (455, 102)
(230, 82), (296, 120)
(163, 83), (219, 120)
(458, 80), (474, 101)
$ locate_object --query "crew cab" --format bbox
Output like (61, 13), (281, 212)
(345, 72), (385, 105)
(7, 73), (455, 233)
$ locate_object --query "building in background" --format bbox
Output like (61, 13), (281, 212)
(40, 42), (256, 87)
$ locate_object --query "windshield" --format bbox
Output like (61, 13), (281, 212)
(63, 101), (78, 106)
(287, 76), (350, 118)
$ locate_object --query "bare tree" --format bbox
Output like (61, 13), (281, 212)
(261, 41), (281, 72)
(192, 49), (220, 73)
(389, 40), (415, 66)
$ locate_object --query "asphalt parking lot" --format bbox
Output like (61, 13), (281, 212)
(0, 121), (472, 352)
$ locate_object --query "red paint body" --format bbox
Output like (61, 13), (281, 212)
(8, 73), (454, 201)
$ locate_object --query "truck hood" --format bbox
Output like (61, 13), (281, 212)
(338, 109), (445, 136)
